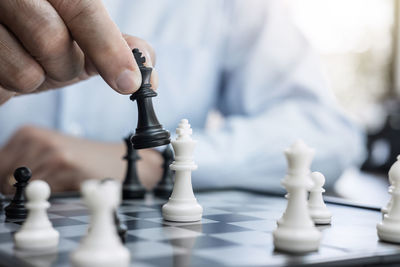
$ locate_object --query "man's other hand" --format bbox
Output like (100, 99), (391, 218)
(0, 126), (163, 194)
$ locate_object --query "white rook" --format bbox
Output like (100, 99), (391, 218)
(70, 179), (130, 267)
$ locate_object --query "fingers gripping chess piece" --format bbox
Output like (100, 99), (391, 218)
(273, 140), (321, 253)
(5, 167), (32, 219)
(162, 119), (203, 222)
(377, 155), (400, 243)
(130, 48), (170, 149)
(308, 172), (332, 225)
(14, 180), (59, 250)
(70, 179), (130, 267)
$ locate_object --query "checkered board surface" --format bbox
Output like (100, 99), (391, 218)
(0, 190), (399, 267)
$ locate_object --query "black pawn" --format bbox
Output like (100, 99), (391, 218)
(122, 135), (146, 199)
(114, 211), (127, 244)
(130, 48), (170, 149)
(5, 167), (32, 219)
(154, 145), (174, 198)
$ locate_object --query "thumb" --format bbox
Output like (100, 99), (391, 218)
(48, 0), (141, 94)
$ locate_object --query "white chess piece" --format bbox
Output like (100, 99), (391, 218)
(273, 140), (321, 253)
(276, 193), (289, 226)
(377, 155), (400, 243)
(382, 171), (395, 216)
(162, 119), (203, 222)
(308, 172), (332, 224)
(14, 180), (59, 250)
(70, 179), (130, 267)
(277, 140), (314, 227)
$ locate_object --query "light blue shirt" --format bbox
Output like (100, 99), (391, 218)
(0, 0), (366, 192)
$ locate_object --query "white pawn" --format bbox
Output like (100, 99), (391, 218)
(70, 179), (130, 267)
(273, 140), (321, 253)
(162, 119), (203, 222)
(377, 155), (400, 243)
(14, 180), (59, 250)
(308, 172), (332, 224)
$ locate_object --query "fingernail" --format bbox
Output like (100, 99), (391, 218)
(116, 69), (141, 94)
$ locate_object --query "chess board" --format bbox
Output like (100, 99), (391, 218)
(0, 190), (399, 267)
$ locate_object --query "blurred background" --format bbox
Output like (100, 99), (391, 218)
(286, 0), (400, 204)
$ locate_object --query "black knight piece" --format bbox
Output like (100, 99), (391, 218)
(122, 135), (146, 199)
(154, 145), (174, 198)
(5, 167), (32, 219)
(130, 48), (170, 149)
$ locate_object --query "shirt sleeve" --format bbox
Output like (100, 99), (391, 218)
(191, 0), (366, 192)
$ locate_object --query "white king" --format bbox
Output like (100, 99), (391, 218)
(162, 119), (203, 222)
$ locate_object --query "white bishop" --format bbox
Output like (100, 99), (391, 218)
(273, 140), (321, 253)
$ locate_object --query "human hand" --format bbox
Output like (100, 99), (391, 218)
(0, 0), (158, 105)
(0, 126), (163, 194)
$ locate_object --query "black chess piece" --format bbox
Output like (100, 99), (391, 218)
(122, 135), (146, 199)
(0, 192), (5, 212)
(154, 145), (174, 198)
(362, 99), (400, 173)
(100, 178), (128, 243)
(130, 48), (170, 149)
(5, 167), (32, 219)
(114, 210), (127, 244)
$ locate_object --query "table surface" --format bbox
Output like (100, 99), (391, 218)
(0, 190), (398, 267)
